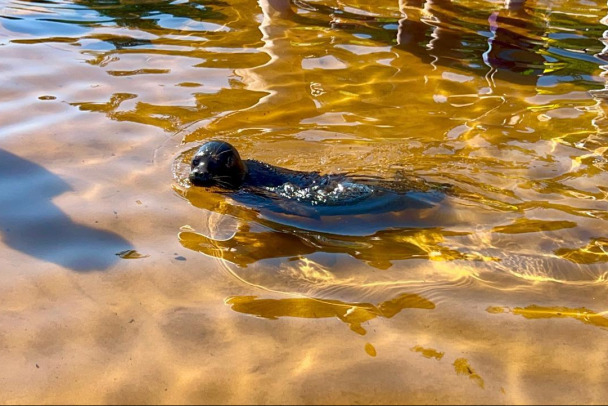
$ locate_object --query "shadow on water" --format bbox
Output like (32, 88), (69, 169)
(0, 149), (132, 272)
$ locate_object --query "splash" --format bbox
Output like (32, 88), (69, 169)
(264, 180), (373, 205)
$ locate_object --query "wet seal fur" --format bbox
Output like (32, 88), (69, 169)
(189, 140), (345, 190)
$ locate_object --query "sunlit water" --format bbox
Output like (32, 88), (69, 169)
(1, 0), (608, 403)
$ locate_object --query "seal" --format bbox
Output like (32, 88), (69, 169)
(185, 140), (456, 235)
(188, 140), (248, 189)
(189, 140), (343, 191)
(188, 140), (450, 212)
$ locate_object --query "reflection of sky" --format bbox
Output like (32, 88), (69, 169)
(142, 14), (230, 32)
(1, 16), (90, 36)
(537, 74), (600, 87)
(79, 38), (154, 51)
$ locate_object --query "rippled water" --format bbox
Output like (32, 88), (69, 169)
(2, 0), (608, 403)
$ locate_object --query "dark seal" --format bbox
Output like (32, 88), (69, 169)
(186, 140), (455, 235)
(188, 140), (451, 214)
(189, 140), (342, 191)
(188, 140), (247, 189)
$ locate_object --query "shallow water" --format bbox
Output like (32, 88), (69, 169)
(1, 0), (608, 403)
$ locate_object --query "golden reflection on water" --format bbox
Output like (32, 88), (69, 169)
(411, 345), (445, 360)
(226, 291), (435, 335)
(488, 304), (608, 328)
(555, 237), (608, 264)
(178, 227), (482, 270)
(453, 358), (485, 389)
(364, 342), (377, 357)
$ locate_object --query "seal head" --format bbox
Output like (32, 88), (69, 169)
(189, 140), (247, 189)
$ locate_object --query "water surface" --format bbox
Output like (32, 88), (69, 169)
(1, 0), (608, 403)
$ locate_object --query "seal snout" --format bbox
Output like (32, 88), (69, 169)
(189, 167), (213, 186)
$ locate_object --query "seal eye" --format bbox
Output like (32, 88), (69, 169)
(192, 159), (200, 166)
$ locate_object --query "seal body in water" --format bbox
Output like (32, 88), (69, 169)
(186, 140), (458, 235)
(189, 140), (343, 191)
(188, 140), (450, 218)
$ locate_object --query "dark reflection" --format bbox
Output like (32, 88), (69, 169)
(395, 0), (548, 85)
(3, 0), (224, 40)
(74, 0), (227, 32)
(0, 149), (132, 271)
(226, 292), (435, 335)
(292, 0), (605, 86)
(481, 2), (545, 84)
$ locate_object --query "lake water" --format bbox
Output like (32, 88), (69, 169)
(1, 0), (608, 403)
